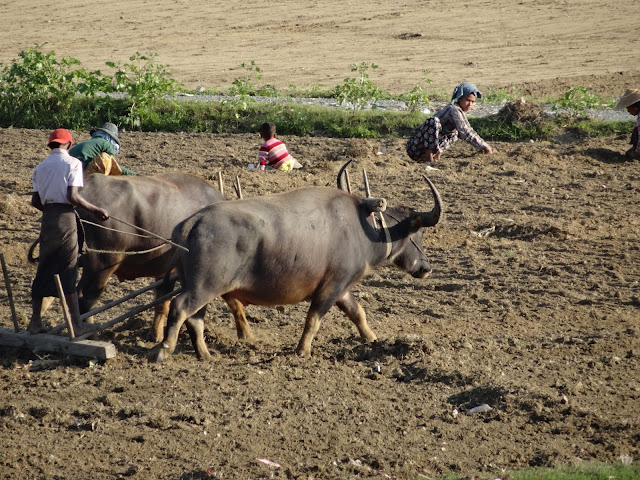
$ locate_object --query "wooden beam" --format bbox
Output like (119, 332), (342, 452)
(362, 168), (378, 228)
(234, 175), (243, 199)
(54, 274), (75, 339)
(0, 327), (117, 360)
(78, 274), (178, 322)
(0, 252), (19, 332)
(74, 288), (181, 341)
(217, 171), (224, 195)
(344, 169), (352, 194)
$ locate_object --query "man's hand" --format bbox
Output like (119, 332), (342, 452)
(94, 208), (109, 222)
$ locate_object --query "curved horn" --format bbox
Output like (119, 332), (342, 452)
(419, 175), (443, 227)
(337, 159), (354, 192)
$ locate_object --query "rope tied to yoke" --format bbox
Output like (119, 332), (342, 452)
(77, 215), (189, 256)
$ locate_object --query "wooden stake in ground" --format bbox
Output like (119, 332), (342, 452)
(0, 252), (19, 333)
(234, 175), (243, 199)
(362, 168), (378, 228)
(344, 169), (352, 194)
(217, 171), (224, 195)
(54, 274), (75, 339)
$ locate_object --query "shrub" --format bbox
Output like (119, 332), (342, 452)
(333, 62), (386, 113)
(0, 44), (89, 128)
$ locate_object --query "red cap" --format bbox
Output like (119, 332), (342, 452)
(47, 128), (73, 147)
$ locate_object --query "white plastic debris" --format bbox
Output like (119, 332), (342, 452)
(467, 404), (492, 415)
(256, 458), (281, 468)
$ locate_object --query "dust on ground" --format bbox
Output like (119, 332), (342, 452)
(1, 124), (639, 479)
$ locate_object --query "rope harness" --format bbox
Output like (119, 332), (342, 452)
(78, 215), (188, 256)
(379, 211), (431, 262)
(377, 212), (393, 258)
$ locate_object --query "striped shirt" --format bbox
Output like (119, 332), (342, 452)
(258, 138), (296, 170)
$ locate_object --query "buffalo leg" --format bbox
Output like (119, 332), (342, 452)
(296, 293), (339, 357)
(150, 274), (176, 342)
(222, 295), (256, 342)
(150, 290), (208, 363)
(184, 307), (211, 360)
(77, 265), (118, 321)
(335, 291), (377, 343)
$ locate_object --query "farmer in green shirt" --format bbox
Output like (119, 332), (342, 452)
(69, 122), (137, 176)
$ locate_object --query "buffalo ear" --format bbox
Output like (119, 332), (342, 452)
(409, 211), (439, 232)
(362, 197), (387, 213)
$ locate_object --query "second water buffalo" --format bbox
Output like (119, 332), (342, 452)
(151, 177), (442, 362)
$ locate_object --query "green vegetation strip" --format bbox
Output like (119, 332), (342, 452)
(0, 44), (632, 140)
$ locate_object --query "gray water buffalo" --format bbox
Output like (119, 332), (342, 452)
(76, 173), (225, 341)
(151, 174), (442, 362)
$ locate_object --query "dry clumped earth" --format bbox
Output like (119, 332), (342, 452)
(1, 0), (640, 478)
(0, 122), (639, 480)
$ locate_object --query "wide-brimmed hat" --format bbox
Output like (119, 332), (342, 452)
(90, 122), (120, 145)
(614, 89), (640, 111)
(47, 128), (73, 147)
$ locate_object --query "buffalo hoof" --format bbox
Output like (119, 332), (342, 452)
(149, 343), (170, 363)
(294, 348), (312, 358)
(194, 349), (213, 361)
(147, 329), (163, 344)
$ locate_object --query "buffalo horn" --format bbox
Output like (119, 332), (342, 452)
(337, 159), (355, 192)
(417, 175), (443, 227)
(363, 168), (372, 198)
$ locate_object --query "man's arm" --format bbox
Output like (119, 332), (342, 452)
(31, 192), (44, 212)
(67, 186), (109, 221)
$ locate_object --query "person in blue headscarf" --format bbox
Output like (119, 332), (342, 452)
(406, 82), (495, 163)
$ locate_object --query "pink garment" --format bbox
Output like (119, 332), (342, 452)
(258, 138), (296, 170)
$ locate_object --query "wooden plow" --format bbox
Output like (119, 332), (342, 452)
(0, 255), (181, 360)
(0, 171), (245, 360)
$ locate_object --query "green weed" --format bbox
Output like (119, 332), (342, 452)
(551, 86), (604, 119)
(401, 69), (433, 112)
(102, 52), (182, 129)
(333, 62), (386, 113)
(227, 60), (263, 96)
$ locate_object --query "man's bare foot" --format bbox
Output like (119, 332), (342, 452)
(27, 322), (50, 334)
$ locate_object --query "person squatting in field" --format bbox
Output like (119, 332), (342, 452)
(28, 129), (110, 335)
(614, 89), (640, 160)
(257, 122), (302, 171)
(69, 122), (137, 177)
(406, 82), (495, 163)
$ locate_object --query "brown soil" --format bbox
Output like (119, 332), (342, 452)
(0, 0), (638, 98)
(1, 127), (639, 480)
(1, 2), (640, 479)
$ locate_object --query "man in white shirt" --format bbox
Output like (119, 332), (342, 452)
(29, 128), (110, 335)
